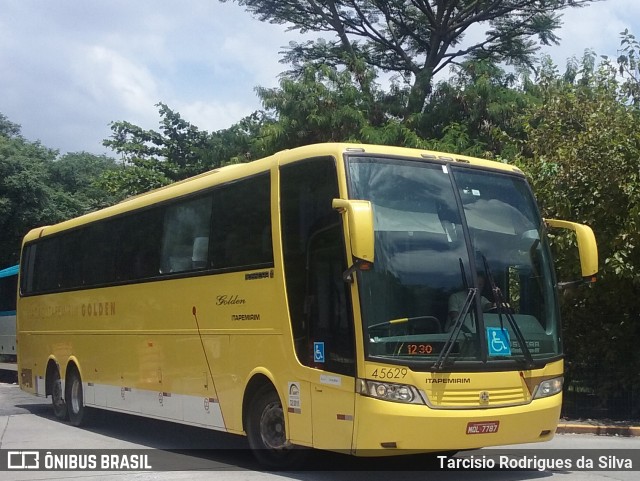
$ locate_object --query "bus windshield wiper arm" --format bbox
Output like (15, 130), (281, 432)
(481, 256), (535, 368)
(432, 288), (476, 371)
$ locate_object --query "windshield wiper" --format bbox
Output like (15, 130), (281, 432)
(433, 288), (476, 371)
(482, 255), (535, 368)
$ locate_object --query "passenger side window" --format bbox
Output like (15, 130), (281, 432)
(161, 196), (213, 273)
(22, 172), (273, 294)
(210, 174), (273, 270)
(117, 209), (164, 281)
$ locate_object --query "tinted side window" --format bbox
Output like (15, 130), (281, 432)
(20, 245), (36, 295)
(57, 231), (84, 289)
(22, 172), (273, 294)
(82, 220), (119, 286)
(114, 208), (163, 282)
(161, 195), (213, 273)
(280, 157), (355, 376)
(32, 236), (61, 293)
(26, 207), (163, 293)
(210, 174), (273, 270)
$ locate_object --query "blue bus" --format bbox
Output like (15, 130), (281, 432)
(0, 265), (18, 378)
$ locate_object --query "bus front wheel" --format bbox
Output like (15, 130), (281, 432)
(246, 386), (306, 469)
(51, 368), (67, 421)
(65, 368), (89, 427)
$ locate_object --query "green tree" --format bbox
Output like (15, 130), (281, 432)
(256, 63), (373, 151)
(416, 60), (537, 157)
(50, 152), (119, 211)
(0, 118), (61, 265)
(0, 113), (21, 138)
(224, 0), (599, 115)
(1, 114), (120, 266)
(207, 110), (274, 164)
(102, 103), (273, 197)
(253, 57), (538, 157)
(103, 103), (212, 185)
(613, 28), (640, 105)
(514, 52), (640, 412)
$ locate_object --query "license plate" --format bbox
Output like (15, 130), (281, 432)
(466, 421), (500, 434)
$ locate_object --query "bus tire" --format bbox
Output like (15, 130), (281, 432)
(51, 368), (68, 421)
(65, 368), (90, 427)
(246, 385), (306, 469)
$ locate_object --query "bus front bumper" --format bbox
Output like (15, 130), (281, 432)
(352, 393), (561, 455)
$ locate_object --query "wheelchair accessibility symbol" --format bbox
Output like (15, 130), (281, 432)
(313, 342), (325, 363)
(487, 328), (511, 356)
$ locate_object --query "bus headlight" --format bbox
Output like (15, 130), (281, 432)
(533, 376), (564, 399)
(357, 379), (425, 404)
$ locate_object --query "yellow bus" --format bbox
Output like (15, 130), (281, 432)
(17, 143), (597, 467)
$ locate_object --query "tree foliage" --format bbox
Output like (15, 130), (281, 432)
(102, 103), (272, 197)
(256, 63), (373, 151)
(223, 0), (599, 115)
(0, 123), (57, 266)
(417, 60), (537, 157)
(0, 115), (117, 266)
(102, 102), (212, 193)
(253, 57), (537, 159)
(614, 28), (640, 105)
(514, 52), (640, 410)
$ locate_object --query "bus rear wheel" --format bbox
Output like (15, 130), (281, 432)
(51, 368), (67, 421)
(246, 386), (306, 469)
(65, 368), (90, 426)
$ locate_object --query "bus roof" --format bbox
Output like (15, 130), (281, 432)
(21, 142), (523, 244)
(0, 265), (19, 278)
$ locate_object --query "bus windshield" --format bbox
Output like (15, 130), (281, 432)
(346, 156), (560, 369)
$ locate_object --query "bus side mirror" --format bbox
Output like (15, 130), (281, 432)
(332, 199), (375, 278)
(545, 219), (598, 284)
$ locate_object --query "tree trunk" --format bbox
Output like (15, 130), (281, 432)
(406, 68), (434, 116)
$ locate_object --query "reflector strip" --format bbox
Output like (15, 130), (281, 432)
(337, 414), (353, 421)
